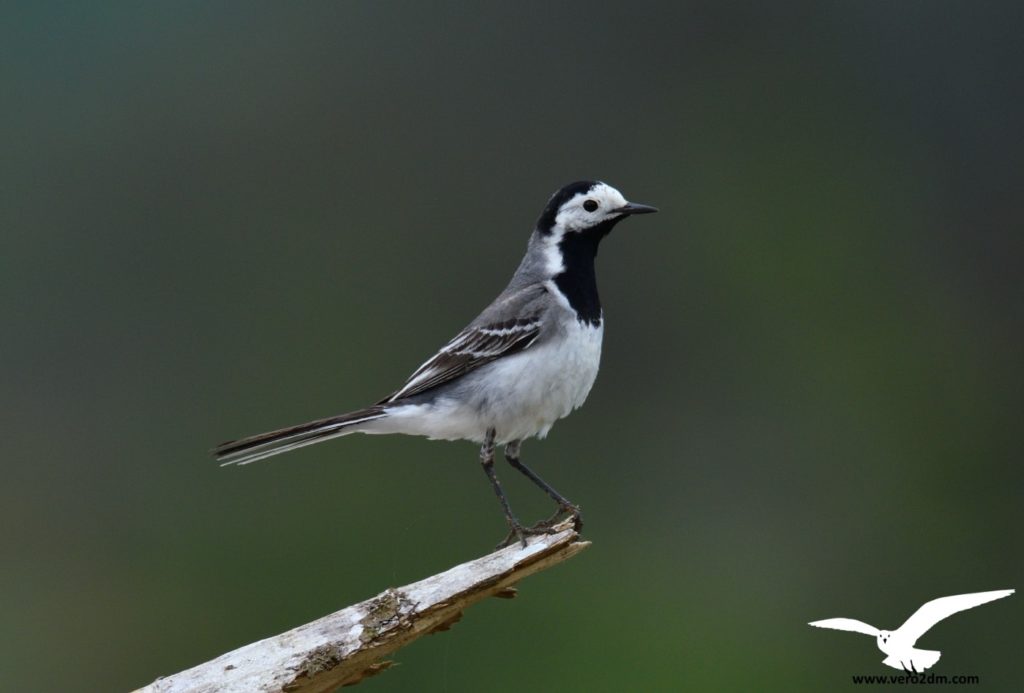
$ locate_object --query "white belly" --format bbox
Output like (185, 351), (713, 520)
(376, 321), (604, 444)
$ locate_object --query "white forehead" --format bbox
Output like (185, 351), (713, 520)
(554, 182), (629, 231)
(574, 182), (627, 209)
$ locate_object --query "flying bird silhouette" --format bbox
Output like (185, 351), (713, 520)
(809, 589), (1014, 672)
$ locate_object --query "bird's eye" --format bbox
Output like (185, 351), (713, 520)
(583, 199), (598, 212)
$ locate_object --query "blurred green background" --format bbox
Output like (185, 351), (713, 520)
(2, 2), (1022, 691)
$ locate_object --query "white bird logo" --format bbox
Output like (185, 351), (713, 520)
(809, 589), (1014, 672)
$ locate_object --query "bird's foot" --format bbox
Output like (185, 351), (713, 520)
(531, 503), (583, 533)
(495, 519), (560, 549)
(494, 505), (583, 549)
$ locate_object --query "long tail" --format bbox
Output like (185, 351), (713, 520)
(213, 406), (389, 466)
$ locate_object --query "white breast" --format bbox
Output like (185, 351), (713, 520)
(486, 319), (604, 440)
(378, 319), (604, 444)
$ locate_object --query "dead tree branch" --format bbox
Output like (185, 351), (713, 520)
(134, 521), (589, 692)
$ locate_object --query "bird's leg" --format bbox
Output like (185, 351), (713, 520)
(480, 429), (530, 549)
(504, 440), (582, 532)
(480, 428), (521, 546)
(481, 432), (565, 549)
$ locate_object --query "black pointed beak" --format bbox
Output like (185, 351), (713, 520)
(617, 202), (659, 216)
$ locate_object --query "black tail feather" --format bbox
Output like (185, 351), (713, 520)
(213, 405), (388, 465)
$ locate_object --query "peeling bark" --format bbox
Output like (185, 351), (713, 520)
(134, 521), (589, 692)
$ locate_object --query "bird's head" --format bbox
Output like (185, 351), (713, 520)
(535, 180), (658, 238)
(877, 630), (892, 645)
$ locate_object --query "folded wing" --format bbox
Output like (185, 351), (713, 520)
(380, 316), (542, 402)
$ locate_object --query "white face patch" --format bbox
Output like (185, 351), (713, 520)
(553, 182), (629, 233)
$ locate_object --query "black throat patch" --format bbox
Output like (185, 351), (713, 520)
(552, 219), (619, 326)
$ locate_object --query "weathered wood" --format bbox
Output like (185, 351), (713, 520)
(134, 521), (589, 692)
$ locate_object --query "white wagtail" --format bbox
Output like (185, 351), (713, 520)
(215, 181), (658, 546)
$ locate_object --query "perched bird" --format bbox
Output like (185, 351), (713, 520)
(809, 589), (1015, 672)
(214, 181), (658, 546)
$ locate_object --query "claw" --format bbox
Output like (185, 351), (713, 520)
(548, 503), (582, 532)
(495, 521), (528, 550)
(494, 505), (584, 549)
(528, 504), (578, 530)
(494, 519), (561, 550)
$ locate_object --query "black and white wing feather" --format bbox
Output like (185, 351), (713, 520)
(380, 316), (542, 403)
